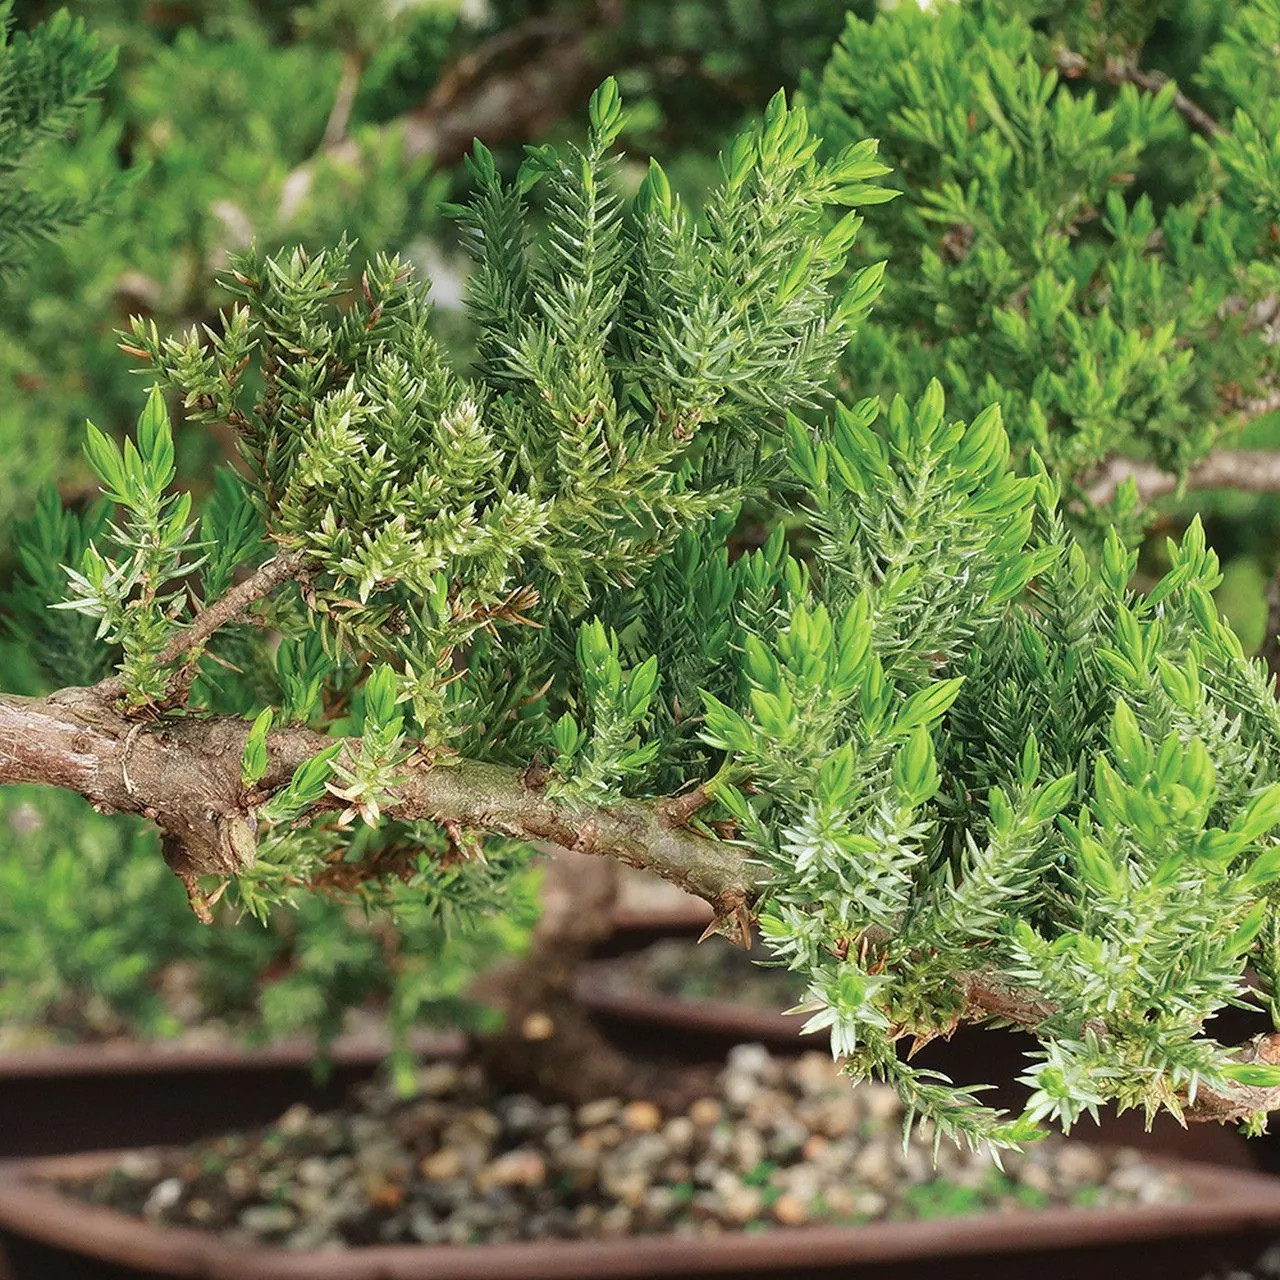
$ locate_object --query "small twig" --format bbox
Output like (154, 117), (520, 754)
(278, 13), (610, 223)
(322, 51), (364, 147)
(657, 784), (712, 829)
(1054, 48), (1224, 140)
(960, 970), (1277, 1123)
(95, 550), (309, 705)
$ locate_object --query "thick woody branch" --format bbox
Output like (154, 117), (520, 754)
(1084, 448), (1280, 507)
(266, 732), (753, 919)
(0, 688), (259, 914)
(5, 686), (1279, 1117)
(0, 688), (753, 920)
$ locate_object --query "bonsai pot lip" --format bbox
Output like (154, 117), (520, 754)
(2, 1152), (1280, 1280)
(0, 1029), (466, 1080)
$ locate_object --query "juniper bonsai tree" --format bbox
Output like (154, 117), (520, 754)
(11, 60), (1280, 1151)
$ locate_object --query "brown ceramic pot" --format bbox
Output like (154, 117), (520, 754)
(1, 1150), (1278, 1280)
(0, 1030), (463, 1159)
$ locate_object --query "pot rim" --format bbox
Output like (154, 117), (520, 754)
(0, 1029), (466, 1080)
(1, 1151), (1278, 1280)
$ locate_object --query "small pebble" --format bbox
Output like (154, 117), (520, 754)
(720, 1184), (765, 1224)
(623, 1099), (663, 1132)
(142, 1178), (183, 1219)
(475, 1149), (546, 1191)
(275, 1104), (312, 1137)
(417, 1063), (462, 1097)
(688, 1097), (723, 1127)
(577, 1098), (621, 1127)
(1054, 1145), (1107, 1186)
(419, 1147), (464, 1180)
(237, 1204), (297, 1235)
(662, 1116), (695, 1152)
(772, 1193), (810, 1226)
(186, 1198), (216, 1224)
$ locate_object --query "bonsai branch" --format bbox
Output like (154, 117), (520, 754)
(1084, 448), (1280, 507)
(1054, 48), (1223, 140)
(959, 969), (1280, 1124)
(96, 549), (309, 706)
(278, 11), (614, 221)
(0, 688), (753, 921)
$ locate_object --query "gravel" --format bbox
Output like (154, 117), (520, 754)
(64, 1044), (1185, 1249)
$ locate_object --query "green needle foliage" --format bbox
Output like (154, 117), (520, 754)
(12, 15), (1280, 1152)
(101, 83), (887, 744)
(0, 1), (115, 279)
(810, 0), (1280, 527)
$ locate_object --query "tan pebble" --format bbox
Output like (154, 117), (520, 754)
(662, 1117), (695, 1152)
(475, 1148), (547, 1191)
(571, 1130), (605, 1157)
(186, 1198), (216, 1224)
(521, 1012), (555, 1041)
(745, 1090), (789, 1127)
(224, 1162), (254, 1197)
(276, 1103), (313, 1136)
(852, 1143), (893, 1187)
(816, 1098), (858, 1138)
(720, 1185), (764, 1225)
(576, 1098), (621, 1128)
(801, 1134), (829, 1162)
(773, 1193), (809, 1226)
(1054, 1144), (1107, 1186)
(623, 1100), (663, 1132)
(860, 1085), (900, 1122)
(791, 1053), (834, 1093)
(688, 1098), (723, 1127)
(819, 1186), (859, 1219)
(599, 1204), (634, 1238)
(419, 1148), (463, 1181)
(366, 1178), (404, 1210)
(852, 1189), (887, 1218)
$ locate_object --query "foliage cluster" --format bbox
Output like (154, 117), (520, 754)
(811, 0), (1280, 531)
(9, 0), (1280, 1151)
(0, 785), (535, 1075)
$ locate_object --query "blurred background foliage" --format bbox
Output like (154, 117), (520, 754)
(3, 0), (1280, 1059)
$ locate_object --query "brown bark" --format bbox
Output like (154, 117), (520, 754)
(95, 550), (309, 707)
(322, 51), (364, 148)
(1084, 448), (1280, 507)
(473, 852), (713, 1107)
(959, 970), (1280, 1124)
(1053, 48), (1223, 140)
(278, 12), (615, 222)
(0, 686), (754, 919)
